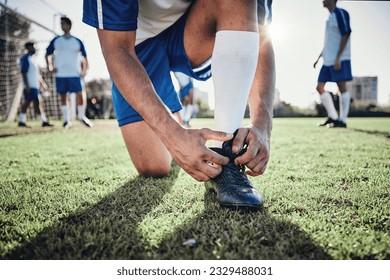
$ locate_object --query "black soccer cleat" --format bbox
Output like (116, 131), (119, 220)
(318, 117), (337, 127)
(327, 120), (347, 128)
(205, 131), (263, 211)
(18, 122), (31, 128)
(63, 121), (72, 129)
(42, 121), (54, 127)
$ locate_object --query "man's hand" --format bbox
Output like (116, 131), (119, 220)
(313, 59), (319, 69)
(47, 66), (56, 73)
(165, 127), (233, 182)
(24, 85), (31, 94)
(334, 58), (341, 71)
(230, 126), (270, 176)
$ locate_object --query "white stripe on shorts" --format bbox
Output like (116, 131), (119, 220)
(97, 0), (103, 29)
(193, 58), (211, 73)
(264, 0), (270, 25)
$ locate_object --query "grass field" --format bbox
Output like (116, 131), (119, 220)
(0, 118), (389, 260)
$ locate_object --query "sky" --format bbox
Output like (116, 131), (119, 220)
(5, 0), (390, 107)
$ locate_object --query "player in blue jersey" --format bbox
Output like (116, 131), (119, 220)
(45, 16), (93, 128)
(18, 42), (53, 128)
(174, 72), (195, 127)
(314, 0), (352, 128)
(83, 0), (275, 210)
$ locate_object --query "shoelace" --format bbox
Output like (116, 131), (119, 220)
(221, 161), (250, 186)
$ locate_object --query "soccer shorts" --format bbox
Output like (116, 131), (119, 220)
(23, 88), (40, 100)
(318, 60), (353, 83)
(55, 77), (83, 94)
(112, 8), (211, 126)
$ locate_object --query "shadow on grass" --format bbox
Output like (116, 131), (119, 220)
(5, 165), (180, 260)
(6, 165), (330, 260)
(351, 128), (390, 139)
(150, 192), (331, 260)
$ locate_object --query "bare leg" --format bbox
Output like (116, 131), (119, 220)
(121, 112), (181, 177)
(185, 0), (259, 144)
(336, 81), (347, 94)
(184, 0), (257, 67)
(60, 93), (67, 105)
(21, 100), (31, 114)
(316, 82), (326, 95)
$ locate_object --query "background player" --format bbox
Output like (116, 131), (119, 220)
(174, 72), (195, 127)
(18, 42), (53, 128)
(46, 16), (93, 128)
(314, 0), (352, 128)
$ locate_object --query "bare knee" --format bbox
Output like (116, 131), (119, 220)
(337, 82), (347, 93)
(196, 0), (257, 31)
(136, 162), (171, 178)
(316, 84), (325, 94)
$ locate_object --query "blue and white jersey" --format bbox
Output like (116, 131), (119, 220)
(174, 71), (192, 88)
(20, 53), (39, 89)
(322, 7), (352, 66)
(46, 35), (87, 77)
(83, 0), (272, 46)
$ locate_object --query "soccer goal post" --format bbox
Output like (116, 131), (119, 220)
(0, 3), (61, 122)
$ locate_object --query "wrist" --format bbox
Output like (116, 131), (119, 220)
(149, 113), (183, 145)
(249, 118), (272, 136)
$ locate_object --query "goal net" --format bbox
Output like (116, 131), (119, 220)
(0, 3), (61, 122)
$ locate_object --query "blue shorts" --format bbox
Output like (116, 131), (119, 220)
(56, 77), (83, 94)
(24, 88), (40, 100)
(179, 81), (194, 99)
(113, 8), (212, 126)
(318, 60), (353, 83)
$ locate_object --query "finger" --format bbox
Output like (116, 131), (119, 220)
(232, 128), (248, 154)
(243, 153), (263, 171)
(207, 161), (221, 169)
(203, 162), (223, 178)
(205, 148), (230, 166)
(234, 144), (258, 166)
(246, 159), (268, 176)
(190, 162), (222, 182)
(201, 128), (233, 142)
(188, 169), (212, 182)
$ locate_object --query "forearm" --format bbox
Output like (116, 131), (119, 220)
(336, 34), (349, 60)
(39, 75), (47, 89)
(45, 55), (52, 71)
(81, 58), (88, 76)
(22, 73), (29, 89)
(248, 26), (275, 135)
(102, 41), (181, 142)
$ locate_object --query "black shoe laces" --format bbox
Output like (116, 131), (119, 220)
(211, 129), (252, 187)
(222, 161), (249, 185)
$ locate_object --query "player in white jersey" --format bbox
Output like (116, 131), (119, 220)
(83, 0), (274, 210)
(46, 16), (93, 128)
(314, 0), (352, 128)
(18, 42), (53, 128)
(174, 72), (195, 127)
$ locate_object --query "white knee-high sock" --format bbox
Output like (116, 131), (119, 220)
(19, 113), (26, 123)
(184, 104), (193, 122)
(212, 30), (259, 147)
(70, 94), (77, 121)
(77, 105), (86, 120)
(320, 92), (338, 120)
(61, 105), (68, 122)
(180, 106), (186, 121)
(339, 91), (351, 123)
(37, 114), (48, 123)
